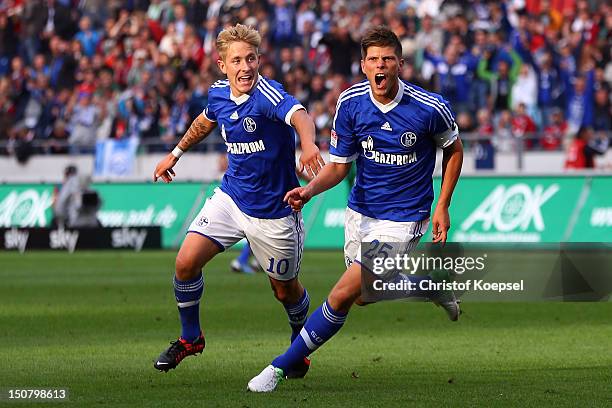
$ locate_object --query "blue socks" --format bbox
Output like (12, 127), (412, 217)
(283, 289), (310, 342)
(237, 243), (251, 265)
(273, 300), (347, 372)
(174, 273), (204, 342)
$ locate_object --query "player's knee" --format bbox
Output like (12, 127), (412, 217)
(270, 280), (302, 304)
(175, 254), (202, 281)
(273, 288), (290, 303)
(271, 285), (294, 303)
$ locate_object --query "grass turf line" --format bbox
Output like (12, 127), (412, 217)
(0, 251), (610, 407)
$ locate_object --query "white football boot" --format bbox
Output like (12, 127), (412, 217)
(247, 365), (284, 392)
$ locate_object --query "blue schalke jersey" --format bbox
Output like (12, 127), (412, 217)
(204, 76), (304, 219)
(330, 80), (458, 222)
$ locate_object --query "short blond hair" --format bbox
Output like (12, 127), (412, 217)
(216, 24), (261, 60)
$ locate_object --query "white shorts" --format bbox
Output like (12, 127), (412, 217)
(344, 207), (429, 269)
(188, 188), (304, 281)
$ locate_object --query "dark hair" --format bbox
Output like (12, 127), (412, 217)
(360, 26), (402, 59)
(65, 165), (77, 176)
(576, 127), (592, 140)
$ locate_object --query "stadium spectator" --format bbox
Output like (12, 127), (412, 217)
(511, 64), (538, 118)
(565, 127), (608, 169)
(415, 14), (443, 55)
(478, 46), (522, 113)
(52, 164), (81, 228)
(541, 108), (567, 150)
(565, 70), (595, 134)
(475, 108), (495, 169)
(271, 0), (297, 47)
(48, 35), (77, 90)
(423, 44), (478, 114)
(494, 109), (514, 152)
(0, 12), (19, 74)
(199, 18), (220, 59)
(592, 88), (611, 132)
(512, 102), (538, 148)
(75, 16), (101, 58)
(44, 119), (69, 154)
(66, 91), (99, 153)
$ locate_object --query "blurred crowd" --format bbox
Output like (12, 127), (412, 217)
(0, 0), (610, 164)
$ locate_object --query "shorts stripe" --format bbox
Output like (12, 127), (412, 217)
(187, 230), (225, 252)
(294, 212), (303, 274)
(410, 220), (424, 242)
(406, 220), (422, 253)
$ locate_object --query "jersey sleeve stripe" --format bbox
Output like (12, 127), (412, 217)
(405, 83), (454, 123)
(405, 89), (451, 129)
(284, 104), (306, 125)
(338, 81), (369, 95)
(332, 89), (369, 128)
(335, 88), (369, 109)
(337, 83), (369, 103)
(330, 153), (359, 163)
(259, 78), (284, 101)
(257, 85), (279, 106)
(257, 82), (281, 103)
(404, 83), (455, 126)
(407, 87), (454, 127)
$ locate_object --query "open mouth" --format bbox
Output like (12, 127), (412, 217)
(238, 74), (253, 87)
(374, 73), (386, 89)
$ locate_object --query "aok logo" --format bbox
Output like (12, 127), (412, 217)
(0, 189), (53, 227)
(461, 184), (560, 232)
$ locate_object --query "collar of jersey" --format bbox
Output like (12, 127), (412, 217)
(229, 74), (260, 105)
(368, 79), (404, 113)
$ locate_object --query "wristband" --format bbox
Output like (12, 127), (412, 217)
(171, 146), (184, 159)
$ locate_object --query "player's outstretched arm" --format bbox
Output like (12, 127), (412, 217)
(284, 162), (351, 211)
(153, 113), (217, 183)
(291, 109), (325, 178)
(432, 138), (463, 244)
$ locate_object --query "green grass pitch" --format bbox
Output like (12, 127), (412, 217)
(1, 250), (610, 407)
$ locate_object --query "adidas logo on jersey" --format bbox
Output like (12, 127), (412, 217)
(230, 111), (239, 120)
(381, 122), (393, 131)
